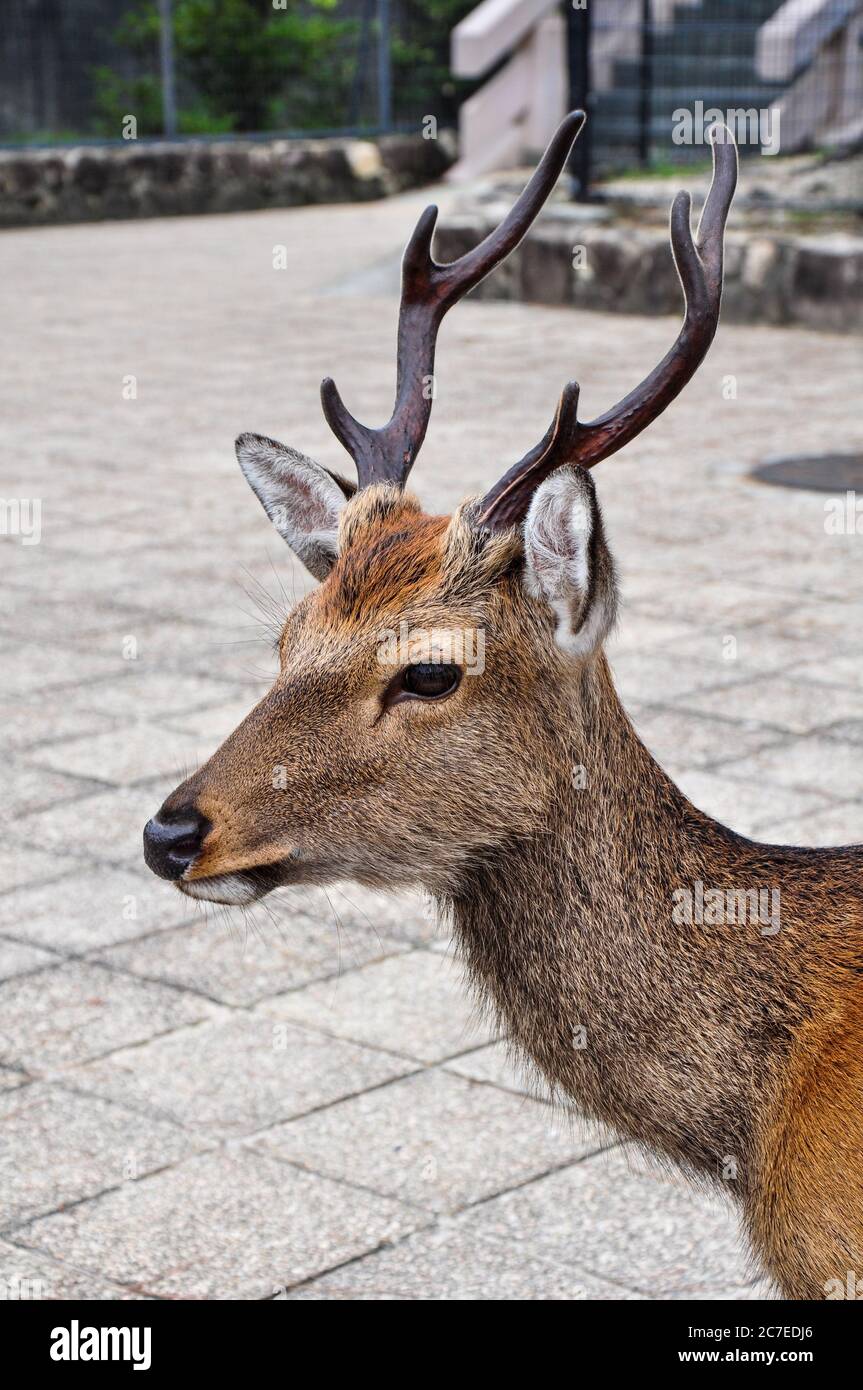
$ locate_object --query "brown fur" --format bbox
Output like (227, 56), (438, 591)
(157, 486), (863, 1298)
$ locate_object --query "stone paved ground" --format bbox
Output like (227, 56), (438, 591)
(1, 183), (861, 1300)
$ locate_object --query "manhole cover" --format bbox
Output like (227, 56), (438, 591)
(751, 453), (863, 493)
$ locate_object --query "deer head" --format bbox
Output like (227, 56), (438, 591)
(143, 112), (736, 907)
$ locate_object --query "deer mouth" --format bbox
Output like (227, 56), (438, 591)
(176, 863), (286, 907)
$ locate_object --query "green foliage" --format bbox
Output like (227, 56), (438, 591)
(92, 0), (353, 136)
(91, 67), (163, 138)
(389, 0), (475, 125)
(173, 0), (351, 131)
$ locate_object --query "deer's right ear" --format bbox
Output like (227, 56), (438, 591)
(235, 433), (355, 581)
(522, 466), (618, 657)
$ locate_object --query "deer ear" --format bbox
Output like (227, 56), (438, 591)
(522, 466), (617, 657)
(236, 433), (355, 581)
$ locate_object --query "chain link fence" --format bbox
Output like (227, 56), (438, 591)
(3, 0), (861, 169)
(0, 0), (475, 145)
(585, 0), (863, 171)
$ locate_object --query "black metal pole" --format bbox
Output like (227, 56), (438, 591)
(638, 0), (653, 168)
(349, 0), (374, 127)
(377, 0), (392, 132)
(566, 1), (592, 200)
(158, 0), (177, 138)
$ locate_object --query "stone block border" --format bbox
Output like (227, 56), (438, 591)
(436, 212), (863, 334)
(0, 131), (455, 228)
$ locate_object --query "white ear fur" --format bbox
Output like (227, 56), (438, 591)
(236, 433), (350, 581)
(523, 466), (617, 657)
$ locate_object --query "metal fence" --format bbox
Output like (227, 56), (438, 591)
(3, 0), (861, 165)
(0, 0), (475, 145)
(579, 0), (863, 173)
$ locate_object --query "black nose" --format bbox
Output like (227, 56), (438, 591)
(143, 807), (209, 881)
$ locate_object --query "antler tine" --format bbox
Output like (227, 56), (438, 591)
(478, 125), (738, 530)
(321, 110), (587, 491)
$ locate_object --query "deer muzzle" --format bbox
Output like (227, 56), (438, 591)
(143, 807), (210, 881)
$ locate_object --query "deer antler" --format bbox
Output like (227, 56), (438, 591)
(321, 110), (587, 489)
(477, 125), (738, 529)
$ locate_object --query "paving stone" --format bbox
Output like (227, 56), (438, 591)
(1, 642), (118, 697)
(640, 582), (794, 634)
(674, 676), (863, 738)
(824, 719), (863, 747)
(65, 617), (250, 683)
(0, 867), (194, 953)
(0, 593), (147, 643)
(631, 627), (812, 686)
(757, 800), (863, 849)
(717, 736), (863, 802)
(264, 950), (496, 1063)
(0, 939), (56, 981)
(278, 883), (437, 947)
(773, 599), (862, 652)
(47, 523), (161, 557)
(665, 1279), (778, 1301)
(604, 614), (696, 659)
(450, 1146), (752, 1297)
(140, 622), (280, 688)
(18, 1150), (425, 1299)
(0, 760), (107, 825)
(26, 722), (206, 788)
(111, 573), (265, 631)
(1, 558), (64, 597)
(68, 670), (248, 720)
(0, 1066), (31, 1091)
(427, 934), (458, 955)
(610, 650), (725, 706)
(0, 845), (79, 894)
(631, 705), (782, 774)
(796, 654), (863, 693)
(255, 1068), (607, 1214)
(0, 1082), (200, 1229)
(0, 961), (218, 1073)
(159, 696), (268, 744)
(97, 913), (407, 1006)
(672, 767), (832, 838)
(71, 1013), (416, 1138)
(443, 1041), (551, 1099)
(287, 1219), (644, 1300)
(0, 697), (116, 753)
(0, 1240), (146, 1300)
(10, 781), (178, 867)
(6, 553), (157, 598)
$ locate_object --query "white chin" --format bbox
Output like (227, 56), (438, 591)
(177, 874), (261, 906)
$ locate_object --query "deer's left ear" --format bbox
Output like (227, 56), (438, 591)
(522, 466), (618, 657)
(236, 433), (355, 581)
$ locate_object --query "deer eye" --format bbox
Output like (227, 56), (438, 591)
(400, 663), (461, 700)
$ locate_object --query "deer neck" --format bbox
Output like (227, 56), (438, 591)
(444, 652), (784, 1186)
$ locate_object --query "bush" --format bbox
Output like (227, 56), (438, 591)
(92, 0), (352, 137)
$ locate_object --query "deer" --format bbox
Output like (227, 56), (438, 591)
(144, 112), (863, 1301)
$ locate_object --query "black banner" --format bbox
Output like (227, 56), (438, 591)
(7, 1298), (857, 1375)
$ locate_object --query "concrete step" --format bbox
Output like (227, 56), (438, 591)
(435, 209), (863, 333)
(672, 0), (787, 26)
